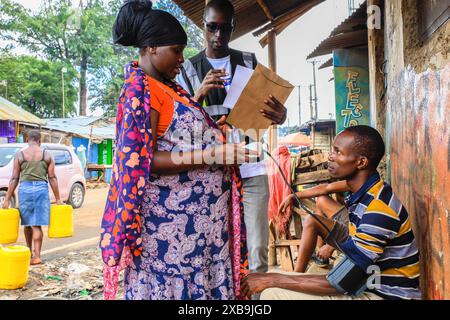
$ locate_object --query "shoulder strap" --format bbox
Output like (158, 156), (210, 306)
(242, 51), (254, 69)
(180, 62), (196, 97)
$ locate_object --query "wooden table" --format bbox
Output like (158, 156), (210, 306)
(86, 164), (112, 182)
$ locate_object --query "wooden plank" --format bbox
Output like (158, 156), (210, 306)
(292, 198), (316, 216)
(256, 0), (274, 20)
(294, 169), (332, 185)
(275, 239), (302, 246)
(298, 157), (311, 169)
(268, 220), (277, 266)
(279, 247), (294, 271)
(293, 212), (303, 239)
(308, 152), (329, 167)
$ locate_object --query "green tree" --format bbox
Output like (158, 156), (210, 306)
(0, 0), (119, 116)
(0, 54), (78, 118)
(0, 0), (204, 117)
(154, 0), (204, 53)
(89, 45), (138, 116)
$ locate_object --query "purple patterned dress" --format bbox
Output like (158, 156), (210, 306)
(123, 81), (235, 299)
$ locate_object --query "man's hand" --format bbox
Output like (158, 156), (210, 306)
(261, 95), (287, 125)
(194, 69), (227, 103)
(278, 194), (295, 216)
(241, 273), (278, 299)
(56, 199), (64, 205)
(317, 245), (335, 260)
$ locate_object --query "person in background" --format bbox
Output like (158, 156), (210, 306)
(2, 129), (62, 265)
(76, 144), (87, 171)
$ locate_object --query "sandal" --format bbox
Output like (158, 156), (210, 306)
(30, 258), (43, 265)
(311, 252), (329, 267)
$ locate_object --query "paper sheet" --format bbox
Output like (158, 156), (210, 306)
(223, 65), (254, 109)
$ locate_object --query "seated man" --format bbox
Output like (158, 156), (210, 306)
(278, 180), (350, 271)
(241, 125), (421, 300)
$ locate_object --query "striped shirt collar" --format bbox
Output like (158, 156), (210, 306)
(345, 172), (381, 207)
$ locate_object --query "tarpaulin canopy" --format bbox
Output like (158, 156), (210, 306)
(278, 132), (310, 146)
(0, 96), (46, 125)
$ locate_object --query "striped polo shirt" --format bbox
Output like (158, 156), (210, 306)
(339, 173), (421, 300)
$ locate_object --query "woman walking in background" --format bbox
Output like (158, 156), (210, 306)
(100, 0), (254, 300)
(2, 129), (62, 265)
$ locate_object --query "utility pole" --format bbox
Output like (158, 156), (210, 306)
(297, 85), (302, 126)
(309, 60), (318, 120)
(309, 84), (314, 121)
(61, 68), (67, 118)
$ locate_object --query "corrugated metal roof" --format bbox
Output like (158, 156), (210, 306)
(43, 118), (115, 141)
(48, 116), (102, 127)
(0, 96), (46, 125)
(172, 0), (324, 40)
(318, 57), (333, 69)
(307, 1), (367, 59)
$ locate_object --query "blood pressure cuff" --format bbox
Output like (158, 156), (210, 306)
(326, 255), (368, 297)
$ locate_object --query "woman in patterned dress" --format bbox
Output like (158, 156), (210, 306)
(100, 0), (254, 300)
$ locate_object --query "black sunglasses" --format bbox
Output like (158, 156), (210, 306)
(203, 21), (234, 33)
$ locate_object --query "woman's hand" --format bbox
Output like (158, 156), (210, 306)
(210, 142), (259, 166)
(194, 69), (227, 103)
(278, 194), (295, 215)
(216, 115), (232, 135)
(261, 95), (287, 125)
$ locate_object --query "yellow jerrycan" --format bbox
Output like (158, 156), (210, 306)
(0, 245), (31, 289)
(48, 204), (74, 238)
(0, 208), (20, 244)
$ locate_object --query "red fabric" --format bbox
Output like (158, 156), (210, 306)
(266, 146), (292, 236)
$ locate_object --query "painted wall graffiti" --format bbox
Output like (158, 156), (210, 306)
(333, 48), (371, 133)
(388, 63), (450, 299)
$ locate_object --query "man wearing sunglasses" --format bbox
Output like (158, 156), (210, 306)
(177, 0), (288, 297)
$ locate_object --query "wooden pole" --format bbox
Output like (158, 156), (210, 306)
(257, 0), (274, 20)
(267, 29), (278, 267)
(267, 30), (278, 152)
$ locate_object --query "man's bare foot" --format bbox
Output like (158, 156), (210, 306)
(30, 257), (43, 265)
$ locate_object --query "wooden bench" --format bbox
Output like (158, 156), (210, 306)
(86, 164), (112, 182)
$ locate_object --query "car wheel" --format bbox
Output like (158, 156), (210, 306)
(0, 191), (15, 208)
(68, 183), (85, 209)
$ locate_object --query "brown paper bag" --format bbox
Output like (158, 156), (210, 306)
(226, 63), (294, 141)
